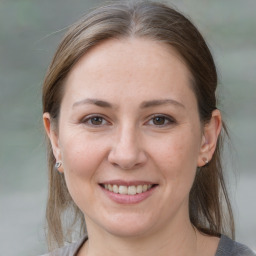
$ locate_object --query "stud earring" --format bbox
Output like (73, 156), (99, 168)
(55, 161), (62, 169)
(203, 157), (208, 165)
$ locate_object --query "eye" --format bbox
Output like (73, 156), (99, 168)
(146, 115), (176, 127)
(82, 115), (109, 126)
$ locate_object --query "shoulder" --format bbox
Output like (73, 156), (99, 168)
(40, 236), (87, 256)
(216, 235), (256, 256)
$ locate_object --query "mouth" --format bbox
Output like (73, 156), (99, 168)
(99, 181), (159, 204)
(99, 183), (158, 195)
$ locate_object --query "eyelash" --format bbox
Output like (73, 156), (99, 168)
(145, 114), (176, 127)
(81, 115), (110, 127)
(81, 114), (176, 127)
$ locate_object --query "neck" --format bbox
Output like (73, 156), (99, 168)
(81, 214), (198, 256)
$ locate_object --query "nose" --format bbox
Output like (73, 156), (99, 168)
(107, 125), (147, 170)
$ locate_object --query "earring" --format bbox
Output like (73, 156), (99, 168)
(203, 157), (209, 165)
(55, 161), (62, 169)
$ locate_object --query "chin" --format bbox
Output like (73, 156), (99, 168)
(91, 211), (158, 238)
(104, 223), (153, 238)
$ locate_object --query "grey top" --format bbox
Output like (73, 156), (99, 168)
(42, 235), (255, 256)
(215, 235), (255, 256)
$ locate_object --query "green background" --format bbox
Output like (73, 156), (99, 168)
(0, 0), (255, 255)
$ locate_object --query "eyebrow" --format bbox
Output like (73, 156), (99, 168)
(140, 99), (185, 109)
(72, 98), (185, 109)
(72, 98), (115, 108)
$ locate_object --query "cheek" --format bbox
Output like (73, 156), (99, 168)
(150, 127), (201, 185)
(59, 134), (108, 209)
(60, 132), (107, 180)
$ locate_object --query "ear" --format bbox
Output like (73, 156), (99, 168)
(197, 109), (222, 167)
(43, 112), (64, 173)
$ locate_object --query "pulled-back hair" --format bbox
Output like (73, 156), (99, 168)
(42, 0), (234, 251)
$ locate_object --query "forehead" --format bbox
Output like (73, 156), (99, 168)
(63, 37), (196, 107)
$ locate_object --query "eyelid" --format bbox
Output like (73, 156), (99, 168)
(80, 113), (176, 127)
(145, 114), (176, 126)
(81, 114), (111, 126)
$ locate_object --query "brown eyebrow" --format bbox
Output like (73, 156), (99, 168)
(72, 98), (116, 108)
(140, 99), (185, 109)
(72, 98), (185, 109)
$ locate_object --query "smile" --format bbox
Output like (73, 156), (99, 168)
(102, 184), (153, 195)
(99, 182), (158, 204)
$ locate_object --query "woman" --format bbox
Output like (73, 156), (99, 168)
(42, 1), (255, 255)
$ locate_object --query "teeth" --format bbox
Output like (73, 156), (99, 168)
(103, 184), (153, 195)
(119, 185), (128, 194)
(128, 186), (136, 195)
(142, 184), (148, 192)
(107, 184), (113, 192)
(113, 185), (119, 193)
(136, 185), (142, 194)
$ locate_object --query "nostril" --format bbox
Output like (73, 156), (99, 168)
(108, 147), (147, 170)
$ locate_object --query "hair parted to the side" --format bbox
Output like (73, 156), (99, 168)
(42, 0), (234, 251)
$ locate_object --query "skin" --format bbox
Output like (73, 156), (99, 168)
(44, 38), (221, 256)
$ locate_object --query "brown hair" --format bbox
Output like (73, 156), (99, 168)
(42, 0), (234, 250)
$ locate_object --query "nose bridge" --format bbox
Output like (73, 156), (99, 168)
(120, 121), (137, 147)
(108, 121), (146, 169)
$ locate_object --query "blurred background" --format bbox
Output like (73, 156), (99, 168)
(0, 0), (255, 255)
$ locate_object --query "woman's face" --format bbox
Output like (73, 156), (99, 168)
(46, 38), (214, 238)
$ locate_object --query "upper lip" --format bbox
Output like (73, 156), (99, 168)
(99, 180), (156, 186)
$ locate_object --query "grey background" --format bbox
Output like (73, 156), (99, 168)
(0, 0), (255, 255)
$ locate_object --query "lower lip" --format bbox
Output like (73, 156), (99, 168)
(100, 185), (157, 204)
